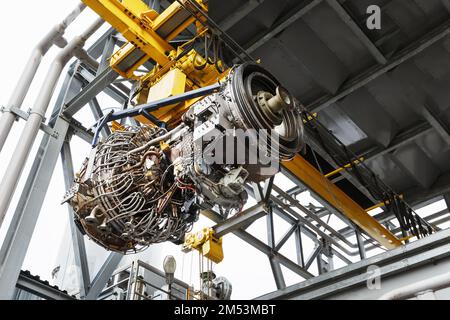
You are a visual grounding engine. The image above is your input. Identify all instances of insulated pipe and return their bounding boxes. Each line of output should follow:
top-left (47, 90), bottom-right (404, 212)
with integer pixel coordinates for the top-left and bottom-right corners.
top-left (0, 18), bottom-right (105, 226)
top-left (0, 3), bottom-right (86, 153)
top-left (378, 272), bottom-right (450, 300)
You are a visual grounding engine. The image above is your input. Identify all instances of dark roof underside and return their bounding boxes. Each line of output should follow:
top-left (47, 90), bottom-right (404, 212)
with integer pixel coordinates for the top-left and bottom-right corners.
top-left (211, 0), bottom-right (450, 208)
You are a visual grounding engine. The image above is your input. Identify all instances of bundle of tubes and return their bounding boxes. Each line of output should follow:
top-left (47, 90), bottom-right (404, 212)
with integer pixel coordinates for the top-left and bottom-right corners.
top-left (65, 125), bottom-right (195, 253)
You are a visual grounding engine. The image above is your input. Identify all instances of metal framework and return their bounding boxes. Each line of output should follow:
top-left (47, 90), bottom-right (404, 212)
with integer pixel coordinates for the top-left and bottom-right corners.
top-left (0, 0), bottom-right (449, 300)
top-left (256, 228), bottom-right (450, 300)
top-left (15, 271), bottom-right (75, 300)
top-left (98, 259), bottom-right (191, 300)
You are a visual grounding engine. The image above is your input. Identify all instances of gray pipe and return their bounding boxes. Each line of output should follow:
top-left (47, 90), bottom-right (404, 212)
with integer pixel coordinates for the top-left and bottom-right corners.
top-left (0, 3), bottom-right (86, 153)
top-left (0, 18), bottom-right (104, 226)
top-left (379, 271), bottom-right (450, 300)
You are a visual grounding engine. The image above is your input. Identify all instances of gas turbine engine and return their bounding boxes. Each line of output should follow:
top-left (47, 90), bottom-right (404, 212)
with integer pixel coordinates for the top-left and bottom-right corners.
top-left (63, 64), bottom-right (305, 253)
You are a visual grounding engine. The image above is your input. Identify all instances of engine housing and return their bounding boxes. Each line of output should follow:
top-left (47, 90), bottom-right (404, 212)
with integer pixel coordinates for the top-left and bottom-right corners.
top-left (63, 63), bottom-right (305, 253)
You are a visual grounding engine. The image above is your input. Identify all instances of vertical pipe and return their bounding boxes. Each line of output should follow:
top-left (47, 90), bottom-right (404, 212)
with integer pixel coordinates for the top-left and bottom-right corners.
top-left (0, 3), bottom-right (86, 153)
top-left (0, 72), bottom-right (78, 300)
top-left (266, 208), bottom-right (287, 289)
top-left (0, 18), bottom-right (104, 226)
top-left (355, 227), bottom-right (367, 259)
top-left (295, 225), bottom-right (305, 268)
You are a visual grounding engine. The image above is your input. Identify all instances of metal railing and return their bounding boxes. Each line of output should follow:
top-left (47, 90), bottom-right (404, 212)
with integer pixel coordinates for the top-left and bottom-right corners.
top-left (99, 260), bottom-right (191, 301)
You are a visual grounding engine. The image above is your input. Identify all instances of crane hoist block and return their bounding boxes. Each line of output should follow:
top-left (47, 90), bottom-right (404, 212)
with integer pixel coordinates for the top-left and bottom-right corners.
top-left (134, 68), bottom-right (187, 125)
top-left (183, 228), bottom-right (224, 263)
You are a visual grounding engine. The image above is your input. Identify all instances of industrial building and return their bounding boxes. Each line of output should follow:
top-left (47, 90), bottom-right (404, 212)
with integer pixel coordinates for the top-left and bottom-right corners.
top-left (0, 0), bottom-right (450, 301)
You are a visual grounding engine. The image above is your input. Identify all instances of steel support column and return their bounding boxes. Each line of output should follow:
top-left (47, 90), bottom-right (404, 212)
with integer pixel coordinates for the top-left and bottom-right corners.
top-left (203, 209), bottom-right (314, 279)
top-left (295, 226), bottom-right (305, 268)
top-left (267, 208), bottom-right (286, 290)
top-left (355, 227), bottom-right (367, 260)
top-left (213, 203), bottom-right (266, 238)
top-left (61, 140), bottom-right (91, 298)
top-left (304, 244), bottom-right (322, 270)
top-left (85, 253), bottom-right (123, 300)
top-left (64, 67), bottom-right (120, 117)
top-left (0, 117), bottom-right (71, 299)
top-left (275, 224), bottom-right (297, 252)
top-left (0, 68), bottom-right (80, 299)
top-left (89, 98), bottom-right (111, 138)
top-left (97, 34), bottom-right (117, 75)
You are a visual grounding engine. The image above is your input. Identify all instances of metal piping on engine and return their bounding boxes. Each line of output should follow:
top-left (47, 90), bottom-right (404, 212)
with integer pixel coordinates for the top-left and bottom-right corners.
top-left (0, 17), bottom-right (105, 226)
top-left (63, 63), bottom-right (307, 253)
top-left (0, 2), bottom-right (87, 153)
top-left (128, 124), bottom-right (187, 155)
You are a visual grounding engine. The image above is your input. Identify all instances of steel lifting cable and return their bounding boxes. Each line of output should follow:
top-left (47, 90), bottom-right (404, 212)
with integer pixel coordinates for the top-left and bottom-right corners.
top-left (310, 147), bottom-right (348, 242)
top-left (175, 0), bottom-right (254, 63)
top-left (300, 108), bottom-right (435, 237)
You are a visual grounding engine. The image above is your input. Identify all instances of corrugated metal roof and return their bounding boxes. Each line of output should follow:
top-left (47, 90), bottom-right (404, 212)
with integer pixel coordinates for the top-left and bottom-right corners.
top-left (211, 0), bottom-right (450, 206)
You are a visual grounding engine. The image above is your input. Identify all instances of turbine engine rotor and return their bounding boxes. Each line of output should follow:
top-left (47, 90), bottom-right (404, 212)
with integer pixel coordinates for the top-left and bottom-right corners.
top-left (63, 63), bottom-right (305, 253)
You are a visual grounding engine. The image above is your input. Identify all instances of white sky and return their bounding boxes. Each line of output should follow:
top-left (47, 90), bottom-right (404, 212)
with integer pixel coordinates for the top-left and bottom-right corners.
top-left (0, 0), bottom-right (111, 287)
top-left (0, 1), bottom-right (448, 300)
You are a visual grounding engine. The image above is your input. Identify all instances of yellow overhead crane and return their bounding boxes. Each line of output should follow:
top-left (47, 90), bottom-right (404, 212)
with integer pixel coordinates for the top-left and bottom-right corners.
top-left (81, 0), bottom-right (401, 262)
top-left (83, 0), bottom-right (226, 126)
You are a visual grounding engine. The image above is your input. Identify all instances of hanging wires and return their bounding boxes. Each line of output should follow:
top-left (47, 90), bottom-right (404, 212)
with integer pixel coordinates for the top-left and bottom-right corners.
top-left (300, 106), bottom-right (435, 237)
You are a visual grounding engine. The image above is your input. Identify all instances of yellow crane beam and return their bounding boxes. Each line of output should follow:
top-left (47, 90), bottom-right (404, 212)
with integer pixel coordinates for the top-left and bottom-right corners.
top-left (82, 0), bottom-right (174, 65)
top-left (283, 155), bottom-right (402, 249)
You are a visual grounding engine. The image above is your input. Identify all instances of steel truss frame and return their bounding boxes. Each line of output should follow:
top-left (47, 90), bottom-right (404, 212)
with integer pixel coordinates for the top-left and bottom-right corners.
top-left (0, 0), bottom-right (449, 300)
top-left (256, 228), bottom-right (450, 300)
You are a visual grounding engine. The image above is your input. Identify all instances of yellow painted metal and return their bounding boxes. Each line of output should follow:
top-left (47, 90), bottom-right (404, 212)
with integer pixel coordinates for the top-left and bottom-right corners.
top-left (122, 0), bottom-right (152, 17)
top-left (399, 235), bottom-right (414, 242)
top-left (177, 49), bottom-right (225, 87)
top-left (149, 68), bottom-right (187, 102)
top-left (82, 0), bottom-right (209, 78)
top-left (283, 155), bottom-right (402, 249)
top-left (303, 112), bottom-right (317, 123)
top-left (135, 69), bottom-right (187, 125)
top-left (138, 46), bottom-right (224, 95)
top-left (151, 0), bottom-right (208, 39)
top-left (152, 1), bottom-right (184, 29)
top-left (82, 0), bottom-right (173, 65)
top-left (152, 1), bottom-right (195, 41)
top-left (324, 157), bottom-right (365, 179)
top-left (110, 42), bottom-right (148, 79)
top-left (137, 48), bottom-right (228, 126)
top-left (82, 0), bottom-right (225, 124)
top-left (365, 201), bottom-right (386, 212)
top-left (183, 228), bottom-right (224, 263)
top-left (365, 194), bottom-right (404, 212)
top-left (111, 120), bottom-right (125, 132)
